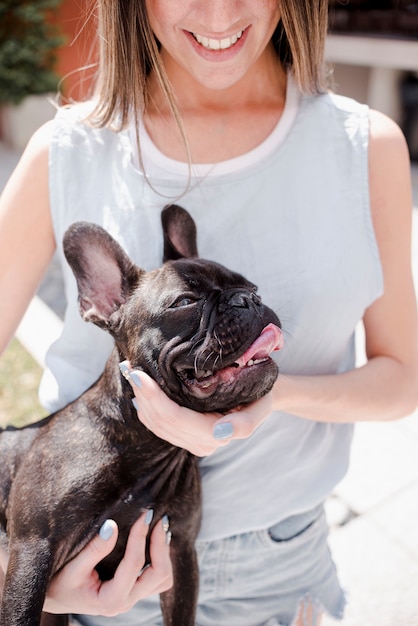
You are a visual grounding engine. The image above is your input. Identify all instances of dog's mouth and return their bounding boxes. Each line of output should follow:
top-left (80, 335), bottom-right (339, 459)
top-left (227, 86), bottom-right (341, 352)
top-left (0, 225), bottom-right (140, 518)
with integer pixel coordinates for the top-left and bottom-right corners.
top-left (176, 323), bottom-right (284, 400)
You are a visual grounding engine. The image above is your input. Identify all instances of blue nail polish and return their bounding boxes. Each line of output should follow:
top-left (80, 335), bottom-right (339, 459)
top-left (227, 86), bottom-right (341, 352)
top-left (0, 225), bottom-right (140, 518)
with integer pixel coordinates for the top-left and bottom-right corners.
top-left (132, 397), bottom-right (139, 412)
top-left (119, 361), bottom-right (131, 381)
top-left (130, 371), bottom-right (142, 388)
top-left (145, 509), bottom-right (154, 525)
top-left (162, 515), bottom-right (170, 533)
top-left (213, 422), bottom-right (234, 440)
top-left (99, 520), bottom-right (114, 541)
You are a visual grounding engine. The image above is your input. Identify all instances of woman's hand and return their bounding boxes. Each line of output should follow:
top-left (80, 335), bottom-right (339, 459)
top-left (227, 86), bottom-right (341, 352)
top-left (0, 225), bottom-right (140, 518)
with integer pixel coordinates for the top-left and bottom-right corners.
top-left (0, 513), bottom-right (173, 618)
top-left (46, 513), bottom-right (172, 616)
top-left (120, 363), bottom-right (274, 456)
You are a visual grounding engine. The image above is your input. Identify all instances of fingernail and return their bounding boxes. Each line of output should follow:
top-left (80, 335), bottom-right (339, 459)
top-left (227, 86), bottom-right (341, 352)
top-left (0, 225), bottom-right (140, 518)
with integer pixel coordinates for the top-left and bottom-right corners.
top-left (145, 509), bottom-right (154, 525)
top-left (119, 361), bottom-right (131, 381)
top-left (132, 397), bottom-right (139, 412)
top-left (162, 515), bottom-right (170, 533)
top-left (99, 520), bottom-right (114, 541)
top-left (213, 422), bottom-right (234, 440)
top-left (130, 371), bottom-right (142, 388)
top-left (138, 563), bottom-right (151, 577)
top-left (162, 515), bottom-right (171, 544)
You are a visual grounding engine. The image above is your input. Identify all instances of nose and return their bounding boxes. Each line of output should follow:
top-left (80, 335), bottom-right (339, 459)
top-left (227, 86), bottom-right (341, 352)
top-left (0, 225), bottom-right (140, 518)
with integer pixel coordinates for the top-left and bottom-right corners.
top-left (219, 290), bottom-right (261, 311)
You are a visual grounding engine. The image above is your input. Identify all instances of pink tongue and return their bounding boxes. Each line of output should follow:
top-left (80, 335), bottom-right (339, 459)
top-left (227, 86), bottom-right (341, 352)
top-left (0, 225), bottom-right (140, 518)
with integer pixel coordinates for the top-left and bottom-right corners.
top-left (235, 323), bottom-right (284, 367)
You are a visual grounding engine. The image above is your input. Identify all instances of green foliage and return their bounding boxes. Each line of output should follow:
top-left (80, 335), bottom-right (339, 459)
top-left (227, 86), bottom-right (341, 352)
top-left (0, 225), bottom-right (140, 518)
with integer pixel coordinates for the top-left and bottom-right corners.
top-left (0, 0), bottom-right (64, 105)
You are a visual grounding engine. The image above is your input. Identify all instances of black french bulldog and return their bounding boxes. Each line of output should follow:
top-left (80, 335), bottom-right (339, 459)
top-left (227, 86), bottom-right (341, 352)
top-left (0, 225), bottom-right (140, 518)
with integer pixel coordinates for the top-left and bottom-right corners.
top-left (0, 205), bottom-right (282, 626)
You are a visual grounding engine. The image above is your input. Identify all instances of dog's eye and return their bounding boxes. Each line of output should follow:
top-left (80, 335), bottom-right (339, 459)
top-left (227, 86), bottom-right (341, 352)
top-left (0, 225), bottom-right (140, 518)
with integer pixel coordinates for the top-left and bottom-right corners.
top-left (171, 296), bottom-right (196, 308)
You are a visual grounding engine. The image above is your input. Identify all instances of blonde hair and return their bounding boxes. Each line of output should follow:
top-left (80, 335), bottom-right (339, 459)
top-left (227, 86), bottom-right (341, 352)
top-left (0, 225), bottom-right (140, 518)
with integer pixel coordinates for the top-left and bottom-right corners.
top-left (90, 0), bottom-right (329, 130)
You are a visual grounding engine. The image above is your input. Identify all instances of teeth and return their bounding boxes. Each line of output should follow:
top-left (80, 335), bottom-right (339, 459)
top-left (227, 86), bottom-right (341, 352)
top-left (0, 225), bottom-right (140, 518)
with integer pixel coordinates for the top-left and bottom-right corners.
top-left (246, 358), bottom-right (268, 367)
top-left (193, 30), bottom-right (243, 51)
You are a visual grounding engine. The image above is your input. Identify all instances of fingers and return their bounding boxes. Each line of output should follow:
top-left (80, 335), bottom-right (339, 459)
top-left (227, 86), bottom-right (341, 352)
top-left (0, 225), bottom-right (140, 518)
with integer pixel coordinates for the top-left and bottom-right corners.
top-left (107, 514), bottom-right (150, 592)
top-left (45, 511), bottom-right (171, 617)
top-left (58, 519), bottom-right (119, 582)
top-left (213, 392), bottom-right (274, 440)
top-left (98, 514), bottom-right (173, 615)
top-left (44, 518), bottom-right (120, 614)
top-left (121, 363), bottom-right (222, 456)
top-left (130, 369), bottom-right (185, 433)
top-left (137, 517), bottom-right (173, 594)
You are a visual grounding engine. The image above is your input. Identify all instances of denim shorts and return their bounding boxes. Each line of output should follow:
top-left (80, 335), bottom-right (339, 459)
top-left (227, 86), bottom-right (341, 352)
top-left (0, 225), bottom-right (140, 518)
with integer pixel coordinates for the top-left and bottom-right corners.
top-left (72, 505), bottom-right (345, 626)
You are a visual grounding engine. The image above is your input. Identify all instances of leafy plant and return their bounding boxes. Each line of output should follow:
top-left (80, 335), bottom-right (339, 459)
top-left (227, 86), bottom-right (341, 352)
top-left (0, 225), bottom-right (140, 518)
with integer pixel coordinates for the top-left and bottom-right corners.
top-left (0, 0), bottom-right (64, 105)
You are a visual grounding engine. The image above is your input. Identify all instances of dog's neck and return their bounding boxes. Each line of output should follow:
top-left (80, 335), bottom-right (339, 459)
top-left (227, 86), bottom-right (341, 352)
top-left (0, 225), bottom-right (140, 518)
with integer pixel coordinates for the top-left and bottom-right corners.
top-left (95, 349), bottom-right (190, 458)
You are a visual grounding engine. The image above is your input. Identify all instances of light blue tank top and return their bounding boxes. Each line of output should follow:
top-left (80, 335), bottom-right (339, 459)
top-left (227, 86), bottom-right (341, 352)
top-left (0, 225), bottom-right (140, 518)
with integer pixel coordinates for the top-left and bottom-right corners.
top-left (42, 78), bottom-right (383, 540)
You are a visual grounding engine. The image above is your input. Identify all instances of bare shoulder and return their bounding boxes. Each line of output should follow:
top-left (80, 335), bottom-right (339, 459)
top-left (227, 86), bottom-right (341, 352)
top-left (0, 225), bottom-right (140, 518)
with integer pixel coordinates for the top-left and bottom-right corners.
top-left (369, 108), bottom-right (405, 139)
top-left (368, 109), bottom-right (412, 224)
top-left (368, 109), bottom-right (410, 178)
top-left (18, 118), bottom-right (56, 170)
top-left (0, 121), bottom-right (55, 207)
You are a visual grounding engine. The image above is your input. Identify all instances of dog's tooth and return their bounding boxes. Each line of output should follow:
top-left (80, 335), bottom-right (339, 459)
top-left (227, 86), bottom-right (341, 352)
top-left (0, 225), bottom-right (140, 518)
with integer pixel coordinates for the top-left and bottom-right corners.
top-left (246, 357), bottom-right (269, 367)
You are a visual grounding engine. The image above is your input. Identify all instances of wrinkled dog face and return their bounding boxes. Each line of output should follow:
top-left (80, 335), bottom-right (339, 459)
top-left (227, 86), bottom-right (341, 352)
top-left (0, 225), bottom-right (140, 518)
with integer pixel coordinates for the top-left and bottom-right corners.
top-left (64, 206), bottom-right (283, 413)
top-left (123, 258), bottom-right (282, 412)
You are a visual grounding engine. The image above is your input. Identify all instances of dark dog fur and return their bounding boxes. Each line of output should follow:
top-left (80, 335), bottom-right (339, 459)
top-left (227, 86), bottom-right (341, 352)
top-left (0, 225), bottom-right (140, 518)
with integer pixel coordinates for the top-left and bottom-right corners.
top-left (0, 205), bottom-right (281, 626)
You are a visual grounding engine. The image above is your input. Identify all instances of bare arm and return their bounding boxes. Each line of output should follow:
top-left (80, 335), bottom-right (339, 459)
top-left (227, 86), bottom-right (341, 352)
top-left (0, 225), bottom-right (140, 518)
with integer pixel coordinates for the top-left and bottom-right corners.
top-left (0, 122), bottom-right (56, 355)
top-left (270, 110), bottom-right (418, 423)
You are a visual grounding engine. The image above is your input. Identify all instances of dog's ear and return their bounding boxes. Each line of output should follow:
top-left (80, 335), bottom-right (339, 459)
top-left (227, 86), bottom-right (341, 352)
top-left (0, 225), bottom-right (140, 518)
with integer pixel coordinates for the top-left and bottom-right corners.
top-left (161, 205), bottom-right (198, 261)
top-left (63, 222), bottom-right (142, 329)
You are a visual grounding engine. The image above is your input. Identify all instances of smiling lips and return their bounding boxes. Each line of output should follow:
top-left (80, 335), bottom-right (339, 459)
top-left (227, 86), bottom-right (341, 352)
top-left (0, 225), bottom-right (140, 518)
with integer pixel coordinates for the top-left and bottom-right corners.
top-left (192, 29), bottom-right (245, 51)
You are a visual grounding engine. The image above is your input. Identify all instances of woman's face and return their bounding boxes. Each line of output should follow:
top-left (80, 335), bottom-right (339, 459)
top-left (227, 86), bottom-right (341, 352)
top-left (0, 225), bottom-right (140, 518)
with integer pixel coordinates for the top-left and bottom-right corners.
top-left (145, 0), bottom-right (281, 92)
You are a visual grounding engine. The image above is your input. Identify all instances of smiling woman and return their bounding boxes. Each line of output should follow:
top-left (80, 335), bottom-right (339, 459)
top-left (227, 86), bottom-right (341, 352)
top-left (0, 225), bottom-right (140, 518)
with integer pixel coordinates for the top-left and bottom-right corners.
top-left (92, 0), bottom-right (327, 130)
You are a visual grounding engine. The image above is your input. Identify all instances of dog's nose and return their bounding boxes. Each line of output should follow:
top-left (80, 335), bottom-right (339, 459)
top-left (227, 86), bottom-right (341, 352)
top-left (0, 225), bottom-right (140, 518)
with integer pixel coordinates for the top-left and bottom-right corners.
top-left (223, 291), bottom-right (261, 310)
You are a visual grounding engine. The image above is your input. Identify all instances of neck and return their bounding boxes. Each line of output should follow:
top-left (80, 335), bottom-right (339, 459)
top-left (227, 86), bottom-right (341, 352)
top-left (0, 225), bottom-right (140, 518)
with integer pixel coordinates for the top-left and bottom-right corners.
top-left (153, 42), bottom-right (286, 112)
top-left (98, 350), bottom-right (185, 457)
top-left (143, 47), bottom-right (287, 163)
